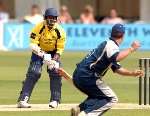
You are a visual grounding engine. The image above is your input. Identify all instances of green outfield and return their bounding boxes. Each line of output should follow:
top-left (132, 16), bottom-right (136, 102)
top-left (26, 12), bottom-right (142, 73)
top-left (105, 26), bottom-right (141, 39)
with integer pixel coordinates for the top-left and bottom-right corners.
top-left (0, 51), bottom-right (150, 116)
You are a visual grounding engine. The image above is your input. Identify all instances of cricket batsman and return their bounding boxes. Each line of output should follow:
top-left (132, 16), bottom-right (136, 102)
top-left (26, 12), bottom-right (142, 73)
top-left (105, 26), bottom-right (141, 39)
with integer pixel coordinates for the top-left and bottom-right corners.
top-left (65, 24), bottom-right (143, 116)
top-left (17, 8), bottom-right (66, 108)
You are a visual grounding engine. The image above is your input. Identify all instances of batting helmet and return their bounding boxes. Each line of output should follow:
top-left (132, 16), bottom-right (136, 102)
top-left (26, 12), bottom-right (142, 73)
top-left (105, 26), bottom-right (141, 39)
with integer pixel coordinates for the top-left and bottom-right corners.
top-left (44, 8), bottom-right (58, 18)
top-left (44, 8), bottom-right (58, 28)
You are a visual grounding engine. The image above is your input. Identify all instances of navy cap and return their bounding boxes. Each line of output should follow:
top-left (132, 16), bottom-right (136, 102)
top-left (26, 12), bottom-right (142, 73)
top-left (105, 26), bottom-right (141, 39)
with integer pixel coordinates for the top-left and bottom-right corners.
top-left (111, 24), bottom-right (125, 38)
top-left (44, 8), bottom-right (58, 17)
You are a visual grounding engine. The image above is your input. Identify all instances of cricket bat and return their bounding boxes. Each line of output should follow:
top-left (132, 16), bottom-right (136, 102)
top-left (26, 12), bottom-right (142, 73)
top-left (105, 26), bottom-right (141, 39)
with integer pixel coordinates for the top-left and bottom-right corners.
top-left (58, 68), bottom-right (86, 95)
top-left (57, 68), bottom-right (73, 83)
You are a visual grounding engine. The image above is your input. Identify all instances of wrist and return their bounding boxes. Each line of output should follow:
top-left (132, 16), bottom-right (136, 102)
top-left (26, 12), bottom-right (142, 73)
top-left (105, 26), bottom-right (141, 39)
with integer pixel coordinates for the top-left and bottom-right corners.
top-left (38, 51), bottom-right (45, 58)
top-left (131, 70), bottom-right (137, 76)
top-left (129, 47), bottom-right (134, 53)
top-left (53, 53), bottom-right (60, 61)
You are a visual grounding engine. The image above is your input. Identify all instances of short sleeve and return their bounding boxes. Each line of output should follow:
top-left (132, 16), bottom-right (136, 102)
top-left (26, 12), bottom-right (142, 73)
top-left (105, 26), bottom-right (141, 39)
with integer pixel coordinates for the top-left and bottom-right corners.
top-left (55, 24), bottom-right (66, 55)
top-left (106, 40), bottom-right (119, 62)
top-left (30, 22), bottom-right (44, 44)
top-left (111, 62), bottom-right (121, 72)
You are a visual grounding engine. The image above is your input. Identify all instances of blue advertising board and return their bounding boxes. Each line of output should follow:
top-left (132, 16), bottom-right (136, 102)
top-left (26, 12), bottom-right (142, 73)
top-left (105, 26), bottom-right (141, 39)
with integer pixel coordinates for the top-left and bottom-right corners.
top-left (63, 24), bottom-right (150, 50)
top-left (3, 23), bottom-right (150, 51)
top-left (3, 23), bottom-right (33, 50)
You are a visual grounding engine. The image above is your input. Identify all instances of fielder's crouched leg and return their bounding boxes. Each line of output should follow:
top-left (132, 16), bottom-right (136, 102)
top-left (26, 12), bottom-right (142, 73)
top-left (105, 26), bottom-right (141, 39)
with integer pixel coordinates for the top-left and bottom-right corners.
top-left (72, 74), bottom-right (118, 116)
top-left (17, 61), bottom-right (42, 108)
top-left (81, 79), bottom-right (118, 116)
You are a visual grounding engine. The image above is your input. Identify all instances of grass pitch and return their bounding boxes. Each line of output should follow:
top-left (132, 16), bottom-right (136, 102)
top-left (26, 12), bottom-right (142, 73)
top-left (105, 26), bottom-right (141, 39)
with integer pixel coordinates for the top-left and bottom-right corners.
top-left (0, 51), bottom-right (150, 116)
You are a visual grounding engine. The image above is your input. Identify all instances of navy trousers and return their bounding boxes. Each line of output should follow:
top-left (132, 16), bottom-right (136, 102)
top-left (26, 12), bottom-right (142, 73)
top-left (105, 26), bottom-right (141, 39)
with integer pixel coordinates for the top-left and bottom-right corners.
top-left (18, 53), bottom-right (62, 103)
top-left (73, 68), bottom-right (118, 116)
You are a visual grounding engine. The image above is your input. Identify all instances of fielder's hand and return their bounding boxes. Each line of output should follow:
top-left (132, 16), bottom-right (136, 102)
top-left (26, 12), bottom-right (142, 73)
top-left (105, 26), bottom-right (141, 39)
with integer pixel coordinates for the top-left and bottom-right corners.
top-left (130, 41), bottom-right (141, 52)
top-left (132, 70), bottom-right (144, 77)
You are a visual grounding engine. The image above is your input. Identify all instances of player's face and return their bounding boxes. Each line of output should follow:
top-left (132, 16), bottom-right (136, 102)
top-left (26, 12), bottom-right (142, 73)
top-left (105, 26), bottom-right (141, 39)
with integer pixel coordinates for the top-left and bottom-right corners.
top-left (120, 35), bottom-right (124, 44)
top-left (45, 16), bottom-right (57, 28)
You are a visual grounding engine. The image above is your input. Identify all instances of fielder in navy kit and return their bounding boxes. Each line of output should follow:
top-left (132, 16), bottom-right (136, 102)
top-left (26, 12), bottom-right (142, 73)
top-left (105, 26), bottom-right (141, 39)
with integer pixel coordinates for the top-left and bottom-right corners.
top-left (71, 24), bottom-right (143, 116)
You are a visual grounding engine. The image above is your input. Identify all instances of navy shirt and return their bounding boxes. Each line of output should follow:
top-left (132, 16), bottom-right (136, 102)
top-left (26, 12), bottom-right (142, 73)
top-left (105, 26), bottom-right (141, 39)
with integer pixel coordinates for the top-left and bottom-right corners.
top-left (77, 39), bottom-right (121, 78)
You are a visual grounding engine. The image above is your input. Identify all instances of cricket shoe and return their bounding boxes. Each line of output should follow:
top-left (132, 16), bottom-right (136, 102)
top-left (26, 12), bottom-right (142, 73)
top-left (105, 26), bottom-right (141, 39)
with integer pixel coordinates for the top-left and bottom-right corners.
top-left (78, 111), bottom-right (86, 116)
top-left (17, 101), bottom-right (31, 108)
top-left (49, 101), bottom-right (59, 108)
top-left (70, 106), bottom-right (80, 116)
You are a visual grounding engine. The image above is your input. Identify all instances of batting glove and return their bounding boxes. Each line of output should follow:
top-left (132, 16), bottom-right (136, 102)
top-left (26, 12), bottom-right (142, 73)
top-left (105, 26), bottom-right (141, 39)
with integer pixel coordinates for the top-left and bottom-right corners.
top-left (43, 54), bottom-right (52, 64)
top-left (53, 53), bottom-right (60, 61)
top-left (47, 60), bottom-right (60, 70)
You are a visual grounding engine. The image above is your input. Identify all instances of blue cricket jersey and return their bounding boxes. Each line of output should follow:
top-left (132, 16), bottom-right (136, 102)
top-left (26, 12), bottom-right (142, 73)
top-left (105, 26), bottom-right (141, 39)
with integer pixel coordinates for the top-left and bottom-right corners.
top-left (76, 39), bottom-right (121, 78)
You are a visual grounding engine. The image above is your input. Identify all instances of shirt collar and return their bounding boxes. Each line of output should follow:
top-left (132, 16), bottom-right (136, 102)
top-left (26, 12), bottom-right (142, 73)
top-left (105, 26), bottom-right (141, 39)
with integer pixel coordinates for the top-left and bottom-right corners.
top-left (109, 37), bottom-right (119, 46)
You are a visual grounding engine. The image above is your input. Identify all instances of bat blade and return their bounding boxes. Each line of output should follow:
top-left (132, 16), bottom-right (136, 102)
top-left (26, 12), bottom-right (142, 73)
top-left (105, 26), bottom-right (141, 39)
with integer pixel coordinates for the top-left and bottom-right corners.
top-left (58, 68), bottom-right (72, 81)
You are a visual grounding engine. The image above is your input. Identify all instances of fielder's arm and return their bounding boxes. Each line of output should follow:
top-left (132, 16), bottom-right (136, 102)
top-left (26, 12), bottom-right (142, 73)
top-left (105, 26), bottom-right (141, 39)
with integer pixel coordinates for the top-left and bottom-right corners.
top-left (57, 68), bottom-right (73, 83)
top-left (115, 67), bottom-right (144, 77)
top-left (116, 41), bottom-right (140, 61)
